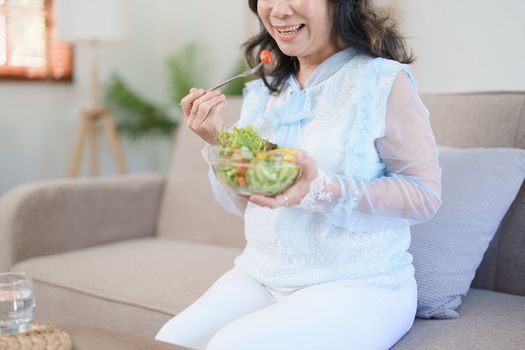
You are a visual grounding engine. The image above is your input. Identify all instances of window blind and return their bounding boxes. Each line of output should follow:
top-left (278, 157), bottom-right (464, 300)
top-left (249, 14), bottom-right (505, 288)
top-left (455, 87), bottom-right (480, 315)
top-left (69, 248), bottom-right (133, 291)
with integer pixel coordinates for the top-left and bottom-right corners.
top-left (0, 0), bottom-right (72, 80)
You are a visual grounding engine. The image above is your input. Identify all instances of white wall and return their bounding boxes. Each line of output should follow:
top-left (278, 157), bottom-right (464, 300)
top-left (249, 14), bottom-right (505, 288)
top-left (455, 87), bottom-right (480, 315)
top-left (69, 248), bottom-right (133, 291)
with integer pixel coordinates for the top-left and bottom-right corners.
top-left (0, 0), bottom-right (249, 195)
top-left (395, 0), bottom-right (525, 93)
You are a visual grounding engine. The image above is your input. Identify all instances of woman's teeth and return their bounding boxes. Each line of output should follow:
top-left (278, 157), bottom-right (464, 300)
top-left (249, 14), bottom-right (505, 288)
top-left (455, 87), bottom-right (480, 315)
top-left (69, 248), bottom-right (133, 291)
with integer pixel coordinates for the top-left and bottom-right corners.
top-left (276, 24), bottom-right (304, 35)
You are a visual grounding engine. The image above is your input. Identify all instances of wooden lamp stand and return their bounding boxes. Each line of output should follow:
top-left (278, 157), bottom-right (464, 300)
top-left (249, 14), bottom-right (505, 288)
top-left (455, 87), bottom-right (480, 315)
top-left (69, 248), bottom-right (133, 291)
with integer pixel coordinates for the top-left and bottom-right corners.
top-left (68, 107), bottom-right (127, 177)
top-left (68, 43), bottom-right (127, 177)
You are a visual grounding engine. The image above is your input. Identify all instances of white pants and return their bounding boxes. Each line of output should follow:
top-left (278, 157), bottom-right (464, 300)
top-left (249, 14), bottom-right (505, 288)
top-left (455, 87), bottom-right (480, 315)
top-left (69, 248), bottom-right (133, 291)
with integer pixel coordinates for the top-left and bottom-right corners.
top-left (155, 267), bottom-right (417, 350)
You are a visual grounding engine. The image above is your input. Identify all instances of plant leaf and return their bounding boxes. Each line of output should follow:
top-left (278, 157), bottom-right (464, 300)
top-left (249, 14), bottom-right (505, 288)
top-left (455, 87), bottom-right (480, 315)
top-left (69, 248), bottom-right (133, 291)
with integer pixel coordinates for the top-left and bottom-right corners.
top-left (104, 74), bottom-right (179, 140)
top-left (167, 41), bottom-right (209, 104)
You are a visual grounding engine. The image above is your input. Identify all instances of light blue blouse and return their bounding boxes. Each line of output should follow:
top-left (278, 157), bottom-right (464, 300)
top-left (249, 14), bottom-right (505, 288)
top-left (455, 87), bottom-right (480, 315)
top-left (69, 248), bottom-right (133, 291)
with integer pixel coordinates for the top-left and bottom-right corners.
top-left (206, 47), bottom-right (442, 290)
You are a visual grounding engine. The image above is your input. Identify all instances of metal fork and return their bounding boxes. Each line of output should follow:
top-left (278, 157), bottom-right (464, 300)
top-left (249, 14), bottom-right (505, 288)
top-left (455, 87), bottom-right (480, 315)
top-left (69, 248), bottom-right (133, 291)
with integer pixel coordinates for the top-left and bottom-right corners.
top-left (205, 61), bottom-right (264, 92)
top-left (179, 61), bottom-right (264, 107)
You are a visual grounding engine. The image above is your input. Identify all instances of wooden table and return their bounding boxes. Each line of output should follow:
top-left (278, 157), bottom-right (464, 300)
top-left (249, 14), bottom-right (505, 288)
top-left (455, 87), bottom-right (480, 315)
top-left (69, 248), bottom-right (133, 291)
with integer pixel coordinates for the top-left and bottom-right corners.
top-left (60, 323), bottom-right (192, 350)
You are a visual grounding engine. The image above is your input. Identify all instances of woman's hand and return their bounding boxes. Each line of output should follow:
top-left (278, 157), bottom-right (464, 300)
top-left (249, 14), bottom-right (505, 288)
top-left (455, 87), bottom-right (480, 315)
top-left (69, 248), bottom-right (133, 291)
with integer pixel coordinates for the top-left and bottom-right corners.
top-left (180, 88), bottom-right (226, 144)
top-left (248, 152), bottom-right (319, 209)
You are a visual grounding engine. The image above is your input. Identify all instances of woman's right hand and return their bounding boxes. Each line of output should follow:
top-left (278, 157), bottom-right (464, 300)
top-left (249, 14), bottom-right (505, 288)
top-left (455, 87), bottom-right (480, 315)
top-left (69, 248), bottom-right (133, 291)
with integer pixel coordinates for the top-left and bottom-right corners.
top-left (180, 88), bottom-right (227, 145)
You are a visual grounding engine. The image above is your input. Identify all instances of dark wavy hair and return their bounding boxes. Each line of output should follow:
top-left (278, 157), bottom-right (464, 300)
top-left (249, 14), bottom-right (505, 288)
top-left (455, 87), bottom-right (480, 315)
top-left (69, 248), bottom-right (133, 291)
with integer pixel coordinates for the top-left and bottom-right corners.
top-left (243, 0), bottom-right (414, 94)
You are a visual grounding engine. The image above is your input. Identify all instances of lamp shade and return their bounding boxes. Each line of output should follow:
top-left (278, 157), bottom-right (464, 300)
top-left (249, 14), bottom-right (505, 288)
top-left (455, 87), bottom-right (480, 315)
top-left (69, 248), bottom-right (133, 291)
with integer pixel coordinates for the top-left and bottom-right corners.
top-left (54, 0), bottom-right (128, 42)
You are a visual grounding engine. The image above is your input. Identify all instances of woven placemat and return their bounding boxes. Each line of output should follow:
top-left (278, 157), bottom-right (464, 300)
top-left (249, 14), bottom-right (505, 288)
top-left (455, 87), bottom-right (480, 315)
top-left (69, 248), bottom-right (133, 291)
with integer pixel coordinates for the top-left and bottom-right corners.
top-left (0, 321), bottom-right (72, 350)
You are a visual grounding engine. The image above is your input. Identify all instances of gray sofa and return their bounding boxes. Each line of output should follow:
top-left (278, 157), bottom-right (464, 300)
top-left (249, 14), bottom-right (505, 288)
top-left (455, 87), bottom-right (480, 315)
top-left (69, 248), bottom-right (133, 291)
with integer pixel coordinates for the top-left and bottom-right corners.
top-left (1, 93), bottom-right (524, 349)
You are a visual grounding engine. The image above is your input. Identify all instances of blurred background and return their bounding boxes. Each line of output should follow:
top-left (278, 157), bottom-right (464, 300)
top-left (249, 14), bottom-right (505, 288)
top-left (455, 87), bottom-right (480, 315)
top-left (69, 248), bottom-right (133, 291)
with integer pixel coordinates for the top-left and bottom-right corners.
top-left (0, 0), bottom-right (524, 196)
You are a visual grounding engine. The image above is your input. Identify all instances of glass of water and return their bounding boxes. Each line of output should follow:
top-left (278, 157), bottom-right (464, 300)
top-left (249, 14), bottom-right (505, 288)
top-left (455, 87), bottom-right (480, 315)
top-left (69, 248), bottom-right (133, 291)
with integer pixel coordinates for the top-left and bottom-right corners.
top-left (0, 272), bottom-right (36, 335)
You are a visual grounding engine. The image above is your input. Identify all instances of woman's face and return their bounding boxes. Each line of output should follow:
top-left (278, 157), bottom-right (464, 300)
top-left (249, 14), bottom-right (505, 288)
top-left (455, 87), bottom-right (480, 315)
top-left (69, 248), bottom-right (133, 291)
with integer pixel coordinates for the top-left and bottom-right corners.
top-left (257, 0), bottom-right (338, 61)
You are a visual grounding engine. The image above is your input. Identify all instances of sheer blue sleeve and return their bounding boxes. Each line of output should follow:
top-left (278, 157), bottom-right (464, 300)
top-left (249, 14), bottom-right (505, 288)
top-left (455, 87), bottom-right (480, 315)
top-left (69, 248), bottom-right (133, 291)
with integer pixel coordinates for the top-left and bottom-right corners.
top-left (207, 166), bottom-right (246, 217)
top-left (296, 70), bottom-right (442, 231)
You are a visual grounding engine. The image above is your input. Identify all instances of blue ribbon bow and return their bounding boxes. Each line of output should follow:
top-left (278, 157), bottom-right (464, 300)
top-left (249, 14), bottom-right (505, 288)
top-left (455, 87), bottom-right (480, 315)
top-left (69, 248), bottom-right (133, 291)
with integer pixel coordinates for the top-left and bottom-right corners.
top-left (264, 77), bottom-right (312, 148)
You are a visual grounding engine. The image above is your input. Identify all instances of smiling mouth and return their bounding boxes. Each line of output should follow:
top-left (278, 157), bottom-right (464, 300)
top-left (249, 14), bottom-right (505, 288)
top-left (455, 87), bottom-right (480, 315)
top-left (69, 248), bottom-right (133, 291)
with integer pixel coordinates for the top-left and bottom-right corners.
top-left (274, 24), bottom-right (305, 36)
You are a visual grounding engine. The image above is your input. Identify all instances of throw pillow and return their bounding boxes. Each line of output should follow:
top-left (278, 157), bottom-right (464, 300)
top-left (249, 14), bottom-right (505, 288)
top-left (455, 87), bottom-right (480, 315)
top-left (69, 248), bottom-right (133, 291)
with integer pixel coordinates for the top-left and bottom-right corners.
top-left (409, 145), bottom-right (525, 319)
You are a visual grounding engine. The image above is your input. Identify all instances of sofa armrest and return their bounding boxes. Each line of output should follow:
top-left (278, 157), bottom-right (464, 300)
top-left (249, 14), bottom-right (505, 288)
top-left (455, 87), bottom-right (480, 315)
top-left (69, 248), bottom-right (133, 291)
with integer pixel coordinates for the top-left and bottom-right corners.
top-left (0, 173), bottom-right (166, 271)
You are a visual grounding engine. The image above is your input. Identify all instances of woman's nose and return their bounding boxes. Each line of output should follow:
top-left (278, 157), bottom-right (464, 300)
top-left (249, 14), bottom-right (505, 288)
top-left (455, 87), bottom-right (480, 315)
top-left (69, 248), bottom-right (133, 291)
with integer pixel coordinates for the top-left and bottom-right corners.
top-left (270, 0), bottom-right (294, 19)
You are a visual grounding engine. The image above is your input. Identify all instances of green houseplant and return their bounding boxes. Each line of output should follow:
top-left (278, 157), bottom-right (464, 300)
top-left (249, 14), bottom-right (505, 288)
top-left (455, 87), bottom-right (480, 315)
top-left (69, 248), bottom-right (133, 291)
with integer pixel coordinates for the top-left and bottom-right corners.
top-left (104, 41), bottom-right (247, 140)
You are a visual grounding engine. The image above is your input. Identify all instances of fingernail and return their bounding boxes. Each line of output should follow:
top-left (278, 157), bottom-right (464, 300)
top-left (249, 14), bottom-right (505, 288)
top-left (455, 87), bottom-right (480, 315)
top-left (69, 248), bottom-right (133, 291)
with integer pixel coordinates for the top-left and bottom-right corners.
top-left (190, 88), bottom-right (195, 92)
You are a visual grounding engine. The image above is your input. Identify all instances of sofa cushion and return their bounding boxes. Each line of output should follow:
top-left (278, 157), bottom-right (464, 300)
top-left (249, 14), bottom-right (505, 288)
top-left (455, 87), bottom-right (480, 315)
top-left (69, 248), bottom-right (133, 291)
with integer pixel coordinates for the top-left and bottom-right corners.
top-left (471, 179), bottom-right (525, 296)
top-left (13, 238), bottom-right (242, 338)
top-left (409, 146), bottom-right (525, 319)
top-left (392, 288), bottom-right (525, 349)
top-left (420, 93), bottom-right (525, 149)
top-left (13, 239), bottom-right (525, 348)
top-left (156, 97), bottom-right (245, 248)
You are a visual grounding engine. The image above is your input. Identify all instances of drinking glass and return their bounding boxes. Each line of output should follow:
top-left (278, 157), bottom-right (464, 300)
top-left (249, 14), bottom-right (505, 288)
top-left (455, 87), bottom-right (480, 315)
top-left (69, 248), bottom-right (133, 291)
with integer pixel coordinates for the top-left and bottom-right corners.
top-left (0, 272), bottom-right (36, 335)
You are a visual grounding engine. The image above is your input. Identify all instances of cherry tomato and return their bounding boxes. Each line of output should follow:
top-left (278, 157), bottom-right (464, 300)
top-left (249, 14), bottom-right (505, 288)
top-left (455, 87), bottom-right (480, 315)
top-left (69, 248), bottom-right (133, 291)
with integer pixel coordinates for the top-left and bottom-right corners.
top-left (237, 176), bottom-right (247, 187)
top-left (259, 50), bottom-right (273, 65)
top-left (236, 166), bottom-right (248, 175)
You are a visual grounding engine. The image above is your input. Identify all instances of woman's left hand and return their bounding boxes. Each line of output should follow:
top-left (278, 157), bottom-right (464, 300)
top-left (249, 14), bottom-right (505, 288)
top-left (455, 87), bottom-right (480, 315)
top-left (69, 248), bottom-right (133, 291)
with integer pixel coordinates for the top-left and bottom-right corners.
top-left (248, 152), bottom-right (319, 209)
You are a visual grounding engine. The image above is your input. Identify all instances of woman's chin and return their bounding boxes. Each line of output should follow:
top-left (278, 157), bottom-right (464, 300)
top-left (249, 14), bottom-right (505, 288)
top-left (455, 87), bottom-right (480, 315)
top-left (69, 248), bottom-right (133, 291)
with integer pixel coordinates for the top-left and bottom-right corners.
top-left (275, 44), bottom-right (304, 59)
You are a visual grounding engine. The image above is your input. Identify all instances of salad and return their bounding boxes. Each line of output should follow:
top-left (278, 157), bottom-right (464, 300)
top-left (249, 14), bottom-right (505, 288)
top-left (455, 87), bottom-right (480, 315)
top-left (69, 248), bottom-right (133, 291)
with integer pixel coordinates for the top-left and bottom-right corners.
top-left (213, 126), bottom-right (301, 196)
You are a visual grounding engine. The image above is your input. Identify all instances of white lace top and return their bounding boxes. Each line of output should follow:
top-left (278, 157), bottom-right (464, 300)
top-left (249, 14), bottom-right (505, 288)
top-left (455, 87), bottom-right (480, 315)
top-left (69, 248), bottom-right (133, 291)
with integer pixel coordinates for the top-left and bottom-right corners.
top-left (205, 48), bottom-right (442, 291)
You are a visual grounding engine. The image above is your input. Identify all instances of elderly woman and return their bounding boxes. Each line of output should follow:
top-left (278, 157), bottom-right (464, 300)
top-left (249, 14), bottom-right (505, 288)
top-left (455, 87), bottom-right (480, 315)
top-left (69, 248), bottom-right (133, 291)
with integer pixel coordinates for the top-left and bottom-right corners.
top-left (156, 0), bottom-right (442, 349)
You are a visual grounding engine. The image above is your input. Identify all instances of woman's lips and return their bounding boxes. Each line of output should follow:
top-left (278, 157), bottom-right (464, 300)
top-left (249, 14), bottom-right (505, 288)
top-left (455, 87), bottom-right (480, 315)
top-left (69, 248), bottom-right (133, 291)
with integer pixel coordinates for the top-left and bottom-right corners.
top-left (274, 24), bottom-right (305, 42)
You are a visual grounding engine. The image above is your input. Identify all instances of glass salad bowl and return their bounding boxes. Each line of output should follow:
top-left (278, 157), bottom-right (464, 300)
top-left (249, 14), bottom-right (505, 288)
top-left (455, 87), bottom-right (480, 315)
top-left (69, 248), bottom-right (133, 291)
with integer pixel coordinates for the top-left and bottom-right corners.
top-left (208, 145), bottom-right (302, 196)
